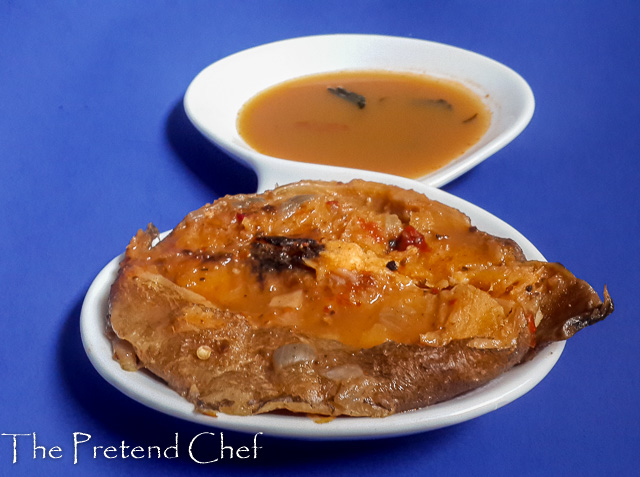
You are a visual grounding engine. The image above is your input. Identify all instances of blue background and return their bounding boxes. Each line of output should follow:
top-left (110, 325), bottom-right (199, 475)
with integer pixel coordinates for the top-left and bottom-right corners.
top-left (1, 1), bottom-right (637, 475)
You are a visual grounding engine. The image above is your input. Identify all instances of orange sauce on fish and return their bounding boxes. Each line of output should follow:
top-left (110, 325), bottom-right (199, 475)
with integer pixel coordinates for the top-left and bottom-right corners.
top-left (140, 183), bottom-right (521, 350)
top-left (237, 70), bottom-right (491, 178)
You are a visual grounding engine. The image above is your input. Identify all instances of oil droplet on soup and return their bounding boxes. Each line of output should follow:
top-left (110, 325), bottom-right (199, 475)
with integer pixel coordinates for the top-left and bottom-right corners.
top-left (237, 70), bottom-right (491, 179)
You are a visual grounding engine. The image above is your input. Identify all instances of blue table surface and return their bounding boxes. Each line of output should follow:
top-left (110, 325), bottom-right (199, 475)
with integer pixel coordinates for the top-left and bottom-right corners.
top-left (1, 2), bottom-right (638, 476)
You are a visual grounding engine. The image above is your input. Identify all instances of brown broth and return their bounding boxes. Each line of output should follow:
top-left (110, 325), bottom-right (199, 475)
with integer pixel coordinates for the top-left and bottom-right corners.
top-left (237, 70), bottom-right (491, 178)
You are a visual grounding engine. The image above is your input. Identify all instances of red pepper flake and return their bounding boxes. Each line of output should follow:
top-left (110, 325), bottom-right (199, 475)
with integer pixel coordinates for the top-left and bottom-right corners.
top-left (323, 305), bottom-right (336, 315)
top-left (325, 200), bottom-right (339, 208)
top-left (235, 213), bottom-right (245, 223)
top-left (448, 299), bottom-right (457, 306)
top-left (392, 225), bottom-right (430, 252)
top-left (526, 313), bottom-right (537, 347)
top-left (357, 218), bottom-right (385, 243)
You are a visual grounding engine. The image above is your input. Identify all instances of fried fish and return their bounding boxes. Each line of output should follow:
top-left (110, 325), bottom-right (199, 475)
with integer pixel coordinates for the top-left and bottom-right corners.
top-left (107, 180), bottom-right (612, 417)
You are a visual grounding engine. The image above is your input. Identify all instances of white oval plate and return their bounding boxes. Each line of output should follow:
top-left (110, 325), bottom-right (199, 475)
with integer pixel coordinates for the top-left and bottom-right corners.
top-left (183, 34), bottom-right (535, 189)
top-left (81, 172), bottom-right (563, 440)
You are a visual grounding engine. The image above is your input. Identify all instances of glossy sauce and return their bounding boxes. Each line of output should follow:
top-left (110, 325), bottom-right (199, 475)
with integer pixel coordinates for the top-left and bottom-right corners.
top-left (134, 182), bottom-right (525, 350)
top-left (237, 70), bottom-right (491, 178)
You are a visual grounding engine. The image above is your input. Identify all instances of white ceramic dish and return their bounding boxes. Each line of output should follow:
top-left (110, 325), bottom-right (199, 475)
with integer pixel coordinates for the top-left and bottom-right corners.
top-left (183, 34), bottom-right (535, 189)
top-left (80, 171), bottom-right (563, 440)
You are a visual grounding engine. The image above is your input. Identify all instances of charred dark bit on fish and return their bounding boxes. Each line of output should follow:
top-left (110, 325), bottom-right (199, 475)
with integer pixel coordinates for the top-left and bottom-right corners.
top-left (250, 236), bottom-right (325, 277)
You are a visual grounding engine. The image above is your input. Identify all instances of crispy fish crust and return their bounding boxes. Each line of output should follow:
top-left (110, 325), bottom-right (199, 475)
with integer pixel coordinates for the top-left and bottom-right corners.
top-left (107, 180), bottom-right (613, 417)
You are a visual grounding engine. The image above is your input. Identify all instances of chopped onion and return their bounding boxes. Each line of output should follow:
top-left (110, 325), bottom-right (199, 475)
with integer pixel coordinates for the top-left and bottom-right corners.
top-left (269, 289), bottom-right (304, 309)
top-left (323, 364), bottom-right (364, 381)
top-left (278, 194), bottom-right (316, 219)
top-left (272, 342), bottom-right (317, 370)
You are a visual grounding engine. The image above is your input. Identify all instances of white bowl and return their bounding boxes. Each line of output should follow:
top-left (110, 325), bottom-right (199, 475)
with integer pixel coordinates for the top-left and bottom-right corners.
top-left (80, 173), bottom-right (563, 440)
top-left (184, 34), bottom-right (534, 189)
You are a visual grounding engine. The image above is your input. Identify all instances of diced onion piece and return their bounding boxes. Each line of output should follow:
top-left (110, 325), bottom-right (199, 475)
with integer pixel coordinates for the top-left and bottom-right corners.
top-left (269, 289), bottom-right (304, 309)
top-left (272, 342), bottom-right (317, 370)
top-left (323, 364), bottom-right (364, 381)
